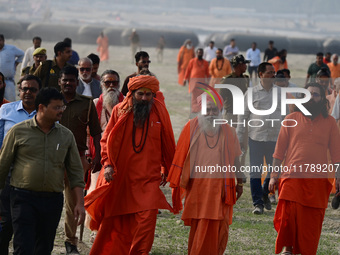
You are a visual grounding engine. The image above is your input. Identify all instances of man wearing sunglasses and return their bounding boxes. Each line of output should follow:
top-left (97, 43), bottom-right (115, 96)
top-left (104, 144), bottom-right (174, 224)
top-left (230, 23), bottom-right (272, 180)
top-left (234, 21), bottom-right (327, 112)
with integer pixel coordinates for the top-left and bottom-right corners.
top-left (121, 51), bottom-right (152, 96)
top-left (0, 74), bottom-right (41, 254)
top-left (76, 58), bottom-right (102, 99)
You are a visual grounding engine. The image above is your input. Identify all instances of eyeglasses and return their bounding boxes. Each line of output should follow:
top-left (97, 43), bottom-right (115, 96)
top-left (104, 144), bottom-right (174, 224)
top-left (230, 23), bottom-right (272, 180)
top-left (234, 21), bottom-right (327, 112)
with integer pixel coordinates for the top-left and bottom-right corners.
top-left (79, 67), bottom-right (91, 72)
top-left (311, 92), bottom-right (321, 97)
top-left (103, 80), bottom-right (119, 86)
top-left (51, 105), bottom-right (67, 111)
top-left (20, 87), bottom-right (38, 93)
top-left (140, 60), bottom-right (151, 64)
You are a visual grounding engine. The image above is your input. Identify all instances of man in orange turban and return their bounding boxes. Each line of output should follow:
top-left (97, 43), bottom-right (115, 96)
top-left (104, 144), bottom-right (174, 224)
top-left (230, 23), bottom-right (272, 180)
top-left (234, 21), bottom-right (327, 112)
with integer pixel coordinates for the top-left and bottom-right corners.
top-left (168, 92), bottom-right (244, 255)
top-left (85, 75), bottom-right (176, 255)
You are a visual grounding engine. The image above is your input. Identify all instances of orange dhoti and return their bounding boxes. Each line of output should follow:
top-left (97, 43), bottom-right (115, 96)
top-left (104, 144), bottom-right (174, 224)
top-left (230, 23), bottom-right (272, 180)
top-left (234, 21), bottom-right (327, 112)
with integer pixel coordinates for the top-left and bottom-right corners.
top-left (274, 199), bottom-right (325, 255)
top-left (168, 117), bottom-right (242, 255)
top-left (177, 46), bottom-right (195, 86)
top-left (90, 209), bottom-right (158, 255)
top-left (187, 205), bottom-right (231, 255)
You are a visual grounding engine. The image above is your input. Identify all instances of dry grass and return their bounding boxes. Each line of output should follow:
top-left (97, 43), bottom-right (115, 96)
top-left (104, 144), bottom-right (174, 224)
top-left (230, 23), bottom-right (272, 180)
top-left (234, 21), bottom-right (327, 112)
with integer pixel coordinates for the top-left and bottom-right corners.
top-left (6, 39), bottom-right (340, 254)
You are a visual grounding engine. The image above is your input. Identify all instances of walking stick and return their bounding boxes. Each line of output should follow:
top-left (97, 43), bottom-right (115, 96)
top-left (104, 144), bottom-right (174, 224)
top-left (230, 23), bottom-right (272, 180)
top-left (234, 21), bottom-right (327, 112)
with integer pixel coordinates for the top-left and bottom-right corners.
top-left (79, 189), bottom-right (87, 242)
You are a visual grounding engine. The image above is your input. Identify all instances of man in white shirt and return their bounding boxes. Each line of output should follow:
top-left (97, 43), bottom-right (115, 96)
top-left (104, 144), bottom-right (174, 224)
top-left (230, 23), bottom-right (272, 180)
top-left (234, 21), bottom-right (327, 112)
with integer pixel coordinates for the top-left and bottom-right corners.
top-left (20, 37), bottom-right (41, 73)
top-left (223, 38), bottom-right (239, 60)
top-left (203, 41), bottom-right (217, 63)
top-left (246, 42), bottom-right (261, 84)
top-left (76, 58), bottom-right (102, 99)
top-left (237, 62), bottom-right (281, 215)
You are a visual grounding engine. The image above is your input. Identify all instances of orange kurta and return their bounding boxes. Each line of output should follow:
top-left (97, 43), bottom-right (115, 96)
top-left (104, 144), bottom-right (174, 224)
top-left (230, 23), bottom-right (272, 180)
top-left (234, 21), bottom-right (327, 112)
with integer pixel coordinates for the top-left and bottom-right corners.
top-left (209, 58), bottom-right (232, 87)
top-left (168, 118), bottom-right (241, 255)
top-left (268, 56), bottom-right (288, 72)
top-left (96, 35), bottom-right (109, 61)
top-left (327, 62), bottom-right (340, 84)
top-left (184, 58), bottom-right (210, 112)
top-left (272, 112), bottom-right (340, 254)
top-left (177, 46), bottom-right (195, 86)
top-left (85, 76), bottom-right (176, 254)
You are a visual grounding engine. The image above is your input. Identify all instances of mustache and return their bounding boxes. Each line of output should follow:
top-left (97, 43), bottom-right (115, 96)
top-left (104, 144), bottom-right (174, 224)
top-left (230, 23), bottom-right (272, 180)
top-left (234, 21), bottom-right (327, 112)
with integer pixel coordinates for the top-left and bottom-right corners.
top-left (133, 97), bottom-right (153, 128)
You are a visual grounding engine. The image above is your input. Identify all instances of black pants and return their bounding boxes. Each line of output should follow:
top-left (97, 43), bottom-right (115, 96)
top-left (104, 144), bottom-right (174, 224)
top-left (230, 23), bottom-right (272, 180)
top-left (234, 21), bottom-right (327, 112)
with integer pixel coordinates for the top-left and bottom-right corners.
top-left (0, 176), bottom-right (13, 255)
top-left (10, 187), bottom-right (63, 255)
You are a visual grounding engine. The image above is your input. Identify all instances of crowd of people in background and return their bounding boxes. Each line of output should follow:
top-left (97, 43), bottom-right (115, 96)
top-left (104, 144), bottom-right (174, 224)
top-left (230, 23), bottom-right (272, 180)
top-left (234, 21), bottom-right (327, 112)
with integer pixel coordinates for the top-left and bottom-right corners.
top-left (0, 32), bottom-right (340, 255)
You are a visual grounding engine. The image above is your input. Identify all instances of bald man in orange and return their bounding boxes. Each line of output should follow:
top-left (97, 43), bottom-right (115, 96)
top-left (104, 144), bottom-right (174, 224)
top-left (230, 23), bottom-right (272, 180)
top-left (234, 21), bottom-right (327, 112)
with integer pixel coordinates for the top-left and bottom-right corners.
top-left (184, 48), bottom-right (210, 113)
top-left (327, 54), bottom-right (340, 85)
top-left (168, 93), bottom-right (244, 255)
top-left (209, 48), bottom-right (232, 88)
top-left (177, 39), bottom-right (195, 86)
top-left (269, 83), bottom-right (340, 255)
top-left (96, 32), bottom-right (109, 61)
top-left (85, 75), bottom-right (176, 255)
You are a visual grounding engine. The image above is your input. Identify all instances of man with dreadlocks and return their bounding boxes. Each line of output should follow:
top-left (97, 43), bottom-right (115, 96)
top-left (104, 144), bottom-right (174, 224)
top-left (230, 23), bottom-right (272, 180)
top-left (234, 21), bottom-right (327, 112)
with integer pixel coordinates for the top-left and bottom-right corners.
top-left (168, 92), bottom-right (244, 255)
top-left (269, 83), bottom-right (340, 255)
top-left (84, 75), bottom-right (176, 254)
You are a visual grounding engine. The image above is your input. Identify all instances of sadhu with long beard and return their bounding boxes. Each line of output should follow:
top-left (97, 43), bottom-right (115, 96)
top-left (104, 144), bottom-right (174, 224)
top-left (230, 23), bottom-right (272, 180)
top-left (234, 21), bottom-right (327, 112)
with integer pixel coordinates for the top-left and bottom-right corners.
top-left (269, 82), bottom-right (340, 255)
top-left (85, 74), bottom-right (176, 254)
top-left (168, 92), bottom-right (244, 255)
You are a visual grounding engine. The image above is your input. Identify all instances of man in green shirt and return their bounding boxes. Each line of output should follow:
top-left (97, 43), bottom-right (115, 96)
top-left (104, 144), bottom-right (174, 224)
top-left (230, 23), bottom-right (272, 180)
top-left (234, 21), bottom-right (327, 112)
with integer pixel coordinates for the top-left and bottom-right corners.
top-left (220, 54), bottom-right (250, 168)
top-left (306, 52), bottom-right (330, 85)
top-left (0, 87), bottom-right (85, 254)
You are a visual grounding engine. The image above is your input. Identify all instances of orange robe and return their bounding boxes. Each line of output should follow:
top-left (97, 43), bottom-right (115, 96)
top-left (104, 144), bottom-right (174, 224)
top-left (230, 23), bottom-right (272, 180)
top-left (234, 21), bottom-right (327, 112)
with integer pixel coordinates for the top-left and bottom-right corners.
top-left (167, 118), bottom-right (242, 255)
top-left (326, 91), bottom-right (339, 194)
top-left (272, 112), bottom-right (340, 254)
top-left (177, 46), bottom-right (195, 86)
top-left (96, 35), bottom-right (109, 61)
top-left (209, 58), bottom-right (232, 88)
top-left (85, 76), bottom-right (176, 254)
top-left (184, 58), bottom-right (210, 112)
top-left (268, 56), bottom-right (288, 72)
top-left (327, 62), bottom-right (340, 85)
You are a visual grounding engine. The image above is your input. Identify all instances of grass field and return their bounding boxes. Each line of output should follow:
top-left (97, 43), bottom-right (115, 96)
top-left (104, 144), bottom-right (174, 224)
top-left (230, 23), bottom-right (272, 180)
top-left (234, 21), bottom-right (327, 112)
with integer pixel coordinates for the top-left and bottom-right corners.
top-left (6, 39), bottom-right (340, 254)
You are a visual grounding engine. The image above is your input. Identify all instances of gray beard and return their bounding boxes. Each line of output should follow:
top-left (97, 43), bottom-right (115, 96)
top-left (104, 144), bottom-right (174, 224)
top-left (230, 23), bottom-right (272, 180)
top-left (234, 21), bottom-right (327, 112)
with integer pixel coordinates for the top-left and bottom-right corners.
top-left (133, 97), bottom-right (153, 128)
top-left (102, 87), bottom-right (120, 111)
top-left (198, 113), bottom-right (222, 135)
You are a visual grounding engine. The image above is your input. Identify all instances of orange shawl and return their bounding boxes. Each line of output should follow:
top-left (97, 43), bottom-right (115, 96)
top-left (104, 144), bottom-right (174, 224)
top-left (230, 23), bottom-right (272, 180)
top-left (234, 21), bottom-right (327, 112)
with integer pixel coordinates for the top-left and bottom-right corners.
top-left (167, 117), bottom-right (237, 214)
top-left (84, 76), bottom-right (176, 230)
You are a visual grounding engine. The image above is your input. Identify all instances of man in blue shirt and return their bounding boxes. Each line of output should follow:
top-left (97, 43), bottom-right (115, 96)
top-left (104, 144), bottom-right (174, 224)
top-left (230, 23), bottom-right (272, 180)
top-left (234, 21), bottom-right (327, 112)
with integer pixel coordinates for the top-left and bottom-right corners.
top-left (0, 34), bottom-right (24, 102)
top-left (0, 74), bottom-right (41, 255)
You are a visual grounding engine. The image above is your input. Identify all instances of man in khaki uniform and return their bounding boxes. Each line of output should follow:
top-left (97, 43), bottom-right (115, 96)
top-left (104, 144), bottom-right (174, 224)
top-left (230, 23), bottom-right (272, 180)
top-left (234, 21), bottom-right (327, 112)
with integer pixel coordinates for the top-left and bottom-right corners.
top-left (58, 66), bottom-right (102, 255)
top-left (34, 41), bottom-right (72, 90)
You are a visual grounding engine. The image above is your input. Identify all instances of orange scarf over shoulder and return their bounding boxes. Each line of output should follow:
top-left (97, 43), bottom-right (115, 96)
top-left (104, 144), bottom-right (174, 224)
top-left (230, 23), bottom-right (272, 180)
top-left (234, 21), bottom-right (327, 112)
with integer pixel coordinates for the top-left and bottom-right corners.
top-left (167, 117), bottom-right (237, 214)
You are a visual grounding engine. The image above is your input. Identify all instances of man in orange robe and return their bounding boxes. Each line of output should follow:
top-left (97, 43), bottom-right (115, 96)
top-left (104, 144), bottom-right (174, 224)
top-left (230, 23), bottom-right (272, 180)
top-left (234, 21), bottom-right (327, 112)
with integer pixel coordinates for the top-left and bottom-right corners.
top-left (84, 75), bottom-right (176, 255)
top-left (268, 49), bottom-right (288, 72)
top-left (168, 93), bottom-right (244, 255)
top-left (184, 48), bottom-right (210, 113)
top-left (269, 83), bottom-right (340, 255)
top-left (177, 39), bottom-right (195, 86)
top-left (327, 54), bottom-right (340, 86)
top-left (96, 32), bottom-right (109, 61)
top-left (209, 48), bottom-right (232, 88)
